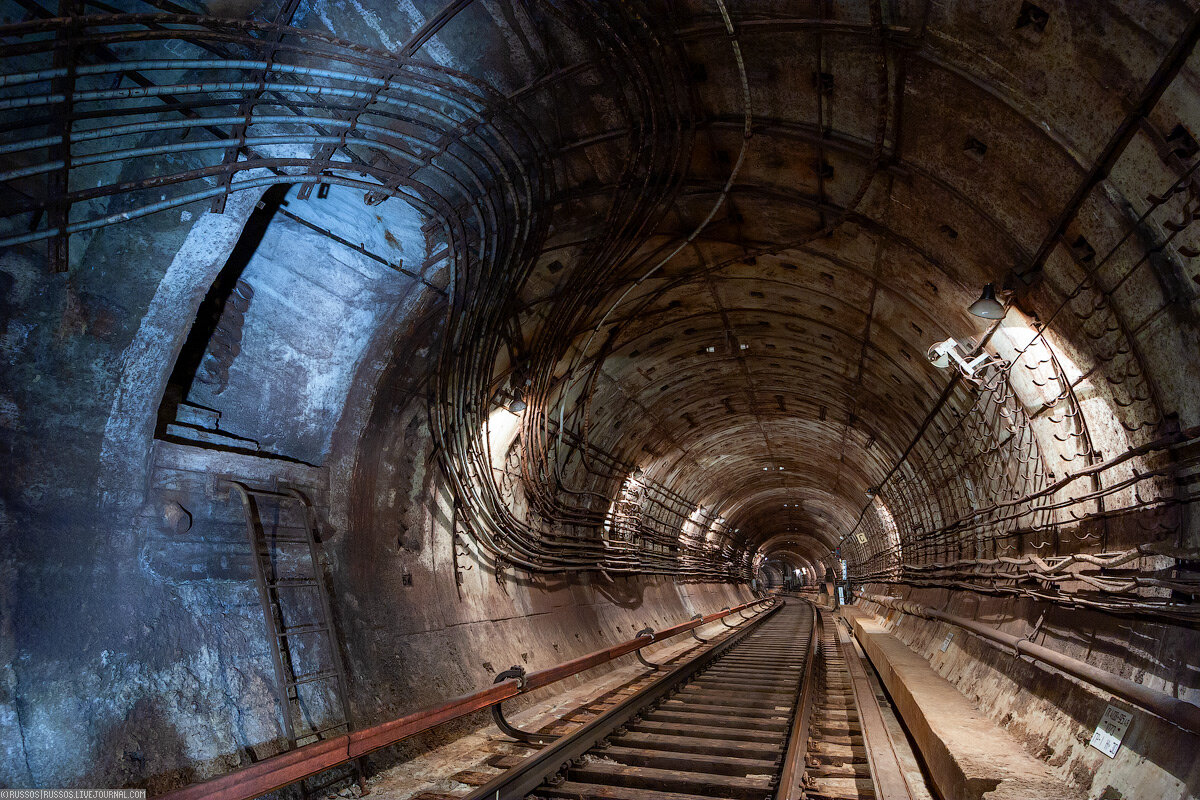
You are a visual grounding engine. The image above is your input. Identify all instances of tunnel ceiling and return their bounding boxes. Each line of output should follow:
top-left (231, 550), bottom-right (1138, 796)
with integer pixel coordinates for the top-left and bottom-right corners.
top-left (3, 1), bottom-right (1200, 594)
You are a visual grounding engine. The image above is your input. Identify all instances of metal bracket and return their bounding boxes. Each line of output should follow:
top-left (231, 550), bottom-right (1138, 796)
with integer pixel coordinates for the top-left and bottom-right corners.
top-left (491, 666), bottom-right (557, 746)
top-left (634, 627), bottom-right (660, 670)
top-left (720, 607), bottom-right (737, 628)
top-left (690, 613), bottom-right (709, 643)
top-left (1014, 611), bottom-right (1045, 658)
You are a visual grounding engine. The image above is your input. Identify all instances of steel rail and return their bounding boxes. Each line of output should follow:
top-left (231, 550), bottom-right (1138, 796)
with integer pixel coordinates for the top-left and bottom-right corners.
top-left (155, 597), bottom-right (776, 800)
top-left (838, 613), bottom-right (917, 799)
top-left (775, 598), bottom-right (821, 800)
top-left (461, 597), bottom-right (785, 800)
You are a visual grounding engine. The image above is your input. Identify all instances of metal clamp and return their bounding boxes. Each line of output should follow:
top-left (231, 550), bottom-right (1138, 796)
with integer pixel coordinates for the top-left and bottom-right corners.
top-left (634, 627), bottom-right (660, 670)
top-left (1013, 612), bottom-right (1045, 659)
top-left (491, 665), bottom-right (557, 746)
top-left (690, 613), bottom-right (709, 643)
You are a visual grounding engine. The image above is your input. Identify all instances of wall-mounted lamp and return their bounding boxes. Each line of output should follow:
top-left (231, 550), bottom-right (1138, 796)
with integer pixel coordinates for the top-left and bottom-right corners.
top-left (507, 391), bottom-right (527, 413)
top-left (968, 283), bottom-right (1006, 319)
top-left (927, 338), bottom-right (1000, 377)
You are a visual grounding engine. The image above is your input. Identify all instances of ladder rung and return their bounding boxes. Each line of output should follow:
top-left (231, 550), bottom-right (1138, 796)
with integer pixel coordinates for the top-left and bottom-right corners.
top-left (278, 623), bottom-right (329, 637)
top-left (241, 487), bottom-right (298, 499)
top-left (256, 536), bottom-right (311, 545)
top-left (267, 578), bottom-right (319, 588)
top-left (286, 669), bottom-right (339, 687)
top-left (296, 721), bottom-right (350, 741)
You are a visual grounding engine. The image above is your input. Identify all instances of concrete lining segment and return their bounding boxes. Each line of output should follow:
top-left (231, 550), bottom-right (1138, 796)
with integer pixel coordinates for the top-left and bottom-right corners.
top-left (844, 608), bottom-right (1082, 800)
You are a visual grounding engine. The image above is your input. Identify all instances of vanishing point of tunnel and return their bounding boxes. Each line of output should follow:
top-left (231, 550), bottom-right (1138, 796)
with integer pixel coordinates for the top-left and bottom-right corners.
top-left (2, 2), bottom-right (1200, 799)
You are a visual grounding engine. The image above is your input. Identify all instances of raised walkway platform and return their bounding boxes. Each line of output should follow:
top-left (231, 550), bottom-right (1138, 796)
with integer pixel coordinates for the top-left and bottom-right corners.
top-left (843, 608), bottom-right (1082, 800)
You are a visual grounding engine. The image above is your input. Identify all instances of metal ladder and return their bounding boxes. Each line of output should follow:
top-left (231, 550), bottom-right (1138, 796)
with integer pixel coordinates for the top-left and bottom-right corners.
top-left (228, 482), bottom-right (357, 772)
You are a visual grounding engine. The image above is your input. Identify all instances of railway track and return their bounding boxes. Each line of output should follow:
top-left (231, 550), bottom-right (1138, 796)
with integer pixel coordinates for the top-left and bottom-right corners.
top-left (803, 609), bottom-right (877, 800)
top-left (464, 597), bottom-right (916, 800)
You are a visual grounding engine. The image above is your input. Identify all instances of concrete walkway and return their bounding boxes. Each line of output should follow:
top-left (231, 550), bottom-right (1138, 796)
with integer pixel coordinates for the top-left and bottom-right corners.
top-left (844, 609), bottom-right (1083, 800)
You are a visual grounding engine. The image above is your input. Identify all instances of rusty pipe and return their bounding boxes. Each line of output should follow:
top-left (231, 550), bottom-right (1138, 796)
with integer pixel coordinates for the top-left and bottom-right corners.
top-left (156, 597), bottom-right (776, 800)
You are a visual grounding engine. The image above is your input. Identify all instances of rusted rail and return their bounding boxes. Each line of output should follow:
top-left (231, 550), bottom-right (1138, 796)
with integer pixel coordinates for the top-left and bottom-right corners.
top-left (463, 597), bottom-right (803, 800)
top-left (156, 596), bottom-right (776, 800)
top-left (775, 601), bottom-right (820, 799)
top-left (837, 611), bottom-right (917, 799)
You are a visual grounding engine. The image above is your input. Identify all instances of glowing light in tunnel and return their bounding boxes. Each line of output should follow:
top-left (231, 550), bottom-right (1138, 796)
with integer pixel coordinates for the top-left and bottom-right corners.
top-left (484, 404), bottom-right (523, 469)
top-left (999, 319), bottom-right (1088, 388)
top-left (871, 495), bottom-right (902, 569)
top-left (604, 471), bottom-right (644, 541)
top-left (682, 504), bottom-right (709, 545)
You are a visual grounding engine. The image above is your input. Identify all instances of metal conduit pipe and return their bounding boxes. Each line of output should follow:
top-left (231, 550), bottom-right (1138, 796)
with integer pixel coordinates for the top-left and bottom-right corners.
top-left (0, 172), bottom-right (443, 247)
top-left (855, 591), bottom-right (1200, 736)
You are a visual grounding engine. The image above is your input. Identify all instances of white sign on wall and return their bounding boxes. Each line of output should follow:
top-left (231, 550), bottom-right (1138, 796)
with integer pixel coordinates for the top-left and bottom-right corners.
top-left (1089, 705), bottom-right (1133, 758)
top-left (940, 631), bottom-right (955, 652)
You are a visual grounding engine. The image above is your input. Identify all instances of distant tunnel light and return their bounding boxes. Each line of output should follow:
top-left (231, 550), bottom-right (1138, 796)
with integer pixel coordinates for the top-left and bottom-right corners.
top-left (485, 404), bottom-right (522, 466)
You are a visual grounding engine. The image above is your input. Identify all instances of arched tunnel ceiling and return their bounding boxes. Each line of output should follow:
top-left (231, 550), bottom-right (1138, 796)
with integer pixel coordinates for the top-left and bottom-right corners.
top-left (3, 0), bottom-right (1199, 583)
top-left (502, 0), bottom-right (1200, 571)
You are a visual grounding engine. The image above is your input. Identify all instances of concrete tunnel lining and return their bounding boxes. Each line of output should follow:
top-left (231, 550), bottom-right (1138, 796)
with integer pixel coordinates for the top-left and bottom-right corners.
top-left (1, 1), bottom-right (1199, 798)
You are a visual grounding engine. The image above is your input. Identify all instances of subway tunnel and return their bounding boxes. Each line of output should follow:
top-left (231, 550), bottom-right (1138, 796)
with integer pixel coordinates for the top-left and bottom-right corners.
top-left (2, 1), bottom-right (1200, 798)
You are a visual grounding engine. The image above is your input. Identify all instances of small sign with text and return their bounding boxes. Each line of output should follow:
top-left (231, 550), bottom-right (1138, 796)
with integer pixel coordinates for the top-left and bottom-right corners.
top-left (1089, 705), bottom-right (1132, 758)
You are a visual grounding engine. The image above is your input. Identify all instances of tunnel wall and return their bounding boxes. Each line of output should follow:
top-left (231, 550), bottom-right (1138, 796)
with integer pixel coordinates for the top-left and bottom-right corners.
top-left (0, 190), bottom-right (272, 791)
top-left (323, 335), bottom-right (755, 759)
top-left (855, 586), bottom-right (1200, 800)
top-left (0, 185), bottom-right (751, 791)
top-left (0, 183), bottom-right (748, 796)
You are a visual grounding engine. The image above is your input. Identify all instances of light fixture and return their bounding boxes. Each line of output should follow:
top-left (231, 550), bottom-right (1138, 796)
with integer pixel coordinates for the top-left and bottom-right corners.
top-left (968, 283), bottom-right (1006, 319)
top-left (927, 339), bottom-right (954, 369)
top-left (507, 390), bottom-right (527, 413)
top-left (927, 337), bottom-right (1003, 377)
